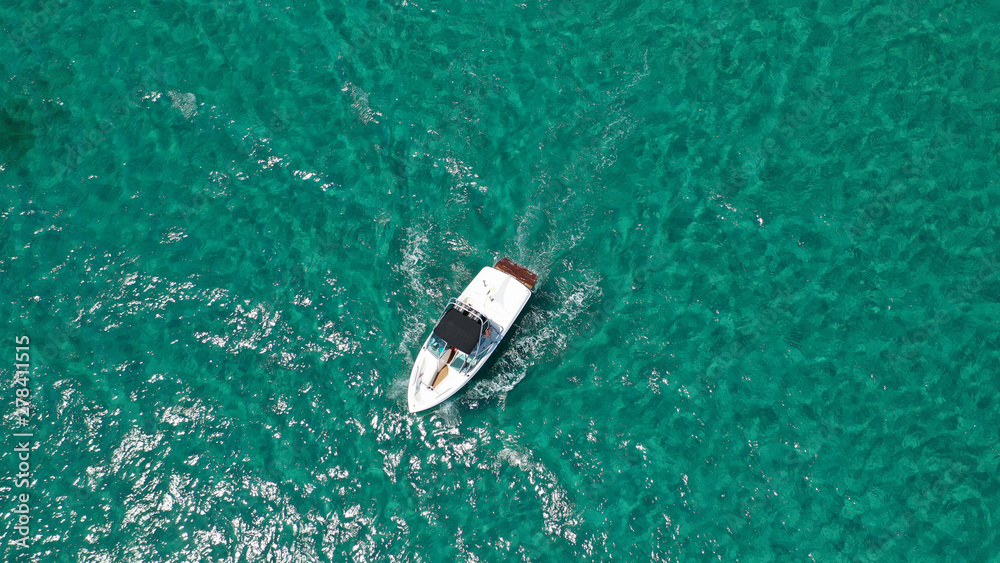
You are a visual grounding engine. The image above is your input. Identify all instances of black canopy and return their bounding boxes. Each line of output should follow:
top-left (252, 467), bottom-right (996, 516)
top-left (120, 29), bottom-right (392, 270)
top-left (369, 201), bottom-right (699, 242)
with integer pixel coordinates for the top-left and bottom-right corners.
top-left (432, 307), bottom-right (482, 354)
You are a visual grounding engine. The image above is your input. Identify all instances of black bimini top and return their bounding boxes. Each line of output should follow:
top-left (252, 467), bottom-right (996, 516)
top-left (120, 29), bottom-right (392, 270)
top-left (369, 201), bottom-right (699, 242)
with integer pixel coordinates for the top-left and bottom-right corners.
top-left (432, 306), bottom-right (483, 354)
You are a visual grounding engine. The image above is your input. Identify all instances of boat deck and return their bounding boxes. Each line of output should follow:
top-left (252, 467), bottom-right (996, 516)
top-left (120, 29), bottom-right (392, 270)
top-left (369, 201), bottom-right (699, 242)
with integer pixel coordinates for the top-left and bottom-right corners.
top-left (494, 257), bottom-right (538, 290)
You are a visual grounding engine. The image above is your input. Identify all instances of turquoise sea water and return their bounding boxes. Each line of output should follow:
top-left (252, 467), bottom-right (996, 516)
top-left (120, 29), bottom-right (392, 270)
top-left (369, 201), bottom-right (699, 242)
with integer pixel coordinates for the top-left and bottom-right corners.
top-left (3, 0), bottom-right (999, 560)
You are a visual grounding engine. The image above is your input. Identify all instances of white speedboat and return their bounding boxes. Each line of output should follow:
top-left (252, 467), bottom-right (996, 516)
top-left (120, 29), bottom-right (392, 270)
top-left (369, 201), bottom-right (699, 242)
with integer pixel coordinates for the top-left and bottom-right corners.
top-left (407, 258), bottom-right (538, 413)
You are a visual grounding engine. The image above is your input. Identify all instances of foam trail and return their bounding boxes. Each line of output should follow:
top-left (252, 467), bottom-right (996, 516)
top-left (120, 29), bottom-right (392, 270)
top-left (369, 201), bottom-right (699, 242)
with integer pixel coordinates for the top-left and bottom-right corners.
top-left (464, 272), bottom-right (602, 404)
top-left (394, 225), bottom-right (437, 371)
top-left (395, 225), bottom-right (431, 296)
top-left (494, 435), bottom-right (582, 542)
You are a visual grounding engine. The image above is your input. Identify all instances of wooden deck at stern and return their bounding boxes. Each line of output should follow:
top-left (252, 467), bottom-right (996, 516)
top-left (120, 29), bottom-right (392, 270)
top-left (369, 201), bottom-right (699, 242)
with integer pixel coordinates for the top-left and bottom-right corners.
top-left (494, 257), bottom-right (538, 290)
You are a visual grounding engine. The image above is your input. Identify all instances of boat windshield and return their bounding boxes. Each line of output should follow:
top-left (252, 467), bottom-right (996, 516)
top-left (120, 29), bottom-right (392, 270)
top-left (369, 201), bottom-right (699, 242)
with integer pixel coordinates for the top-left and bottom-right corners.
top-left (451, 352), bottom-right (471, 372)
top-left (426, 334), bottom-right (450, 358)
top-left (426, 334), bottom-right (475, 372)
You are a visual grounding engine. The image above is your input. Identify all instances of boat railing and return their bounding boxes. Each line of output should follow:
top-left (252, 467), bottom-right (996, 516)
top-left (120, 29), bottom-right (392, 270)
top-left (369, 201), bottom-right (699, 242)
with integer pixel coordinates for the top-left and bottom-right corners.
top-left (449, 299), bottom-right (487, 325)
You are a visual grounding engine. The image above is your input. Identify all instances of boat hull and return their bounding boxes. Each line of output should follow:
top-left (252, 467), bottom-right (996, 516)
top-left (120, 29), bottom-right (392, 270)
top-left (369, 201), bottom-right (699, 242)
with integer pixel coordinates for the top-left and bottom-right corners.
top-left (407, 261), bottom-right (534, 412)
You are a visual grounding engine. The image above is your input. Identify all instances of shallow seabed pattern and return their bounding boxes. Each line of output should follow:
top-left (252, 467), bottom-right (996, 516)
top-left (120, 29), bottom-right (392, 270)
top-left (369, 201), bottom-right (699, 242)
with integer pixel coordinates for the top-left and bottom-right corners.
top-left (1, 0), bottom-right (999, 561)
